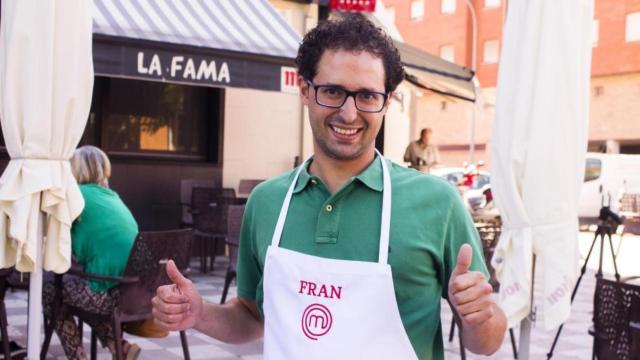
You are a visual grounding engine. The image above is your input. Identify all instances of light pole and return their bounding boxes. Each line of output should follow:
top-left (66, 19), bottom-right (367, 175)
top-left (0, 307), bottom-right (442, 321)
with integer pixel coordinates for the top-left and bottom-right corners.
top-left (463, 0), bottom-right (478, 72)
top-left (462, 0), bottom-right (479, 165)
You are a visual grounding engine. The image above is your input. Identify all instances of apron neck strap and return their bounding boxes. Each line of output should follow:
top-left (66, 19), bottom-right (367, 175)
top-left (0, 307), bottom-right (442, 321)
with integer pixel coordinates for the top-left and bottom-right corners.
top-left (270, 150), bottom-right (392, 265)
top-left (377, 149), bottom-right (391, 264)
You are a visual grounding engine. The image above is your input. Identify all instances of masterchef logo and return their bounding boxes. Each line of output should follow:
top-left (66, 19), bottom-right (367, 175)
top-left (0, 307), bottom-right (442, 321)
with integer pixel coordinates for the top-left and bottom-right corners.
top-left (298, 280), bottom-right (341, 340)
top-left (302, 303), bottom-right (333, 340)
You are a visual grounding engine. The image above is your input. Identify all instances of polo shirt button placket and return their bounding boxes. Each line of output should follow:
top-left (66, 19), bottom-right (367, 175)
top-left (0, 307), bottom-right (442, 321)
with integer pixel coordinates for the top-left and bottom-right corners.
top-left (325, 204), bottom-right (333, 212)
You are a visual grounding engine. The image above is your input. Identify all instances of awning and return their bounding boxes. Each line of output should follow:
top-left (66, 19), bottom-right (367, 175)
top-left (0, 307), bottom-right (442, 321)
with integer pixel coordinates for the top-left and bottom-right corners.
top-left (394, 40), bottom-right (476, 102)
top-left (92, 0), bottom-right (302, 92)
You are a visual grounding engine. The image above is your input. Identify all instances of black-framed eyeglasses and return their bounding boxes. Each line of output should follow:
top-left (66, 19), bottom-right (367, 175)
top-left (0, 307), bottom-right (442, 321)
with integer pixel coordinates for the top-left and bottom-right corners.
top-left (306, 80), bottom-right (388, 113)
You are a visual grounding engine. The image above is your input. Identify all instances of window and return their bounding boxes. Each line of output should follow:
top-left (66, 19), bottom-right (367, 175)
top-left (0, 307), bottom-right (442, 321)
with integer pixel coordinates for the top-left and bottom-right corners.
top-left (626, 12), bottom-right (640, 42)
top-left (620, 143), bottom-right (640, 154)
top-left (592, 19), bottom-right (599, 47)
top-left (411, 0), bottom-right (425, 21)
top-left (584, 158), bottom-right (602, 182)
top-left (483, 40), bottom-right (500, 64)
top-left (440, 44), bottom-right (455, 63)
top-left (485, 0), bottom-right (501, 8)
top-left (441, 0), bottom-right (456, 14)
top-left (386, 6), bottom-right (396, 24)
top-left (593, 85), bottom-right (604, 98)
top-left (90, 77), bottom-right (219, 161)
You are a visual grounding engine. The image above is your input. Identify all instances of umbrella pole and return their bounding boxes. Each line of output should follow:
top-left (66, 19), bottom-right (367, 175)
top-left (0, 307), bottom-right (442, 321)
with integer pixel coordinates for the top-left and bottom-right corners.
top-left (27, 193), bottom-right (45, 360)
top-left (518, 254), bottom-right (537, 360)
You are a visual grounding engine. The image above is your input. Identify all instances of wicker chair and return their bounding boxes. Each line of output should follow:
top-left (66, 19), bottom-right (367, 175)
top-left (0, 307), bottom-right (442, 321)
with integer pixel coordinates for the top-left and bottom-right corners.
top-left (191, 187), bottom-right (237, 272)
top-left (41, 229), bottom-right (193, 360)
top-left (589, 277), bottom-right (640, 360)
top-left (220, 204), bottom-right (245, 304)
top-left (179, 179), bottom-right (216, 228)
top-left (620, 193), bottom-right (640, 214)
top-left (617, 193), bottom-right (640, 257)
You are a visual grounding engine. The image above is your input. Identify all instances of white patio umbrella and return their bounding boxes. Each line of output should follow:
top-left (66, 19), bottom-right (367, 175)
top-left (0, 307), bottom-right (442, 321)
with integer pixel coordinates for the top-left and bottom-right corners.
top-left (490, 0), bottom-right (593, 358)
top-left (0, 0), bottom-right (93, 358)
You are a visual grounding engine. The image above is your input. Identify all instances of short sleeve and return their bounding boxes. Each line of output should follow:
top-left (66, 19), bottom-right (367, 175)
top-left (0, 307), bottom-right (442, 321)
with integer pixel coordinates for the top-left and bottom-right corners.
top-left (236, 196), bottom-right (262, 301)
top-left (441, 190), bottom-right (489, 299)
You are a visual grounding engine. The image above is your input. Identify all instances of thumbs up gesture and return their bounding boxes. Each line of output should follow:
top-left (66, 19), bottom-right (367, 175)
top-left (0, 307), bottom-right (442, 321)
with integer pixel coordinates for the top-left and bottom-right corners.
top-left (152, 260), bottom-right (203, 331)
top-left (448, 244), bottom-right (495, 327)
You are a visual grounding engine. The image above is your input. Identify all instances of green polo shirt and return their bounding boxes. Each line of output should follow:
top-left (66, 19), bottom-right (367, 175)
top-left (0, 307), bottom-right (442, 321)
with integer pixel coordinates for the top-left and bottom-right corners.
top-left (237, 156), bottom-right (488, 360)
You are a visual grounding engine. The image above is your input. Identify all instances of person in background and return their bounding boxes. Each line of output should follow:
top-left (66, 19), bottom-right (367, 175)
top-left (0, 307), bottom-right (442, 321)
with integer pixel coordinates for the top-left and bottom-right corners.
top-left (404, 127), bottom-right (440, 172)
top-left (43, 145), bottom-right (140, 360)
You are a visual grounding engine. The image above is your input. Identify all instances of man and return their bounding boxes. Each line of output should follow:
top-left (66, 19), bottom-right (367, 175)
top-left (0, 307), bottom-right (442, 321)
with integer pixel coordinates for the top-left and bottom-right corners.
top-left (152, 14), bottom-right (506, 359)
top-left (404, 127), bottom-right (440, 172)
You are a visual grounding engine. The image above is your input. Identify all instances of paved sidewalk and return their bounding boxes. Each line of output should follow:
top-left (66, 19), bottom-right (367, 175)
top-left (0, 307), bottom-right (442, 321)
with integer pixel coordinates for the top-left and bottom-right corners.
top-left (5, 231), bottom-right (639, 359)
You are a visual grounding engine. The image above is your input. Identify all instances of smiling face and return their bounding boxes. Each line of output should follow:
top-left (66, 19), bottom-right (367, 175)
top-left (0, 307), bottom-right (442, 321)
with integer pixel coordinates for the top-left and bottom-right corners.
top-left (300, 49), bottom-right (390, 163)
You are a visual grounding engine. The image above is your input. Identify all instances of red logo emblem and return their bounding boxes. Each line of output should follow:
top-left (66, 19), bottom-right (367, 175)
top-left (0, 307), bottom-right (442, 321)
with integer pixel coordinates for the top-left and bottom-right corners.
top-left (301, 303), bottom-right (333, 340)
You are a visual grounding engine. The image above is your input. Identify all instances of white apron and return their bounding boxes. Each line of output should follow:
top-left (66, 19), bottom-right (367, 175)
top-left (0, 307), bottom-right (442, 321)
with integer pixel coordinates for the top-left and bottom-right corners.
top-left (263, 153), bottom-right (418, 359)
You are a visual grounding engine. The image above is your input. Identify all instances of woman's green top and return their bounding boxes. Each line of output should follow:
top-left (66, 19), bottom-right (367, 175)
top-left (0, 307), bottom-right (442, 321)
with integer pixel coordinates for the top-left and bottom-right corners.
top-left (71, 184), bottom-right (139, 292)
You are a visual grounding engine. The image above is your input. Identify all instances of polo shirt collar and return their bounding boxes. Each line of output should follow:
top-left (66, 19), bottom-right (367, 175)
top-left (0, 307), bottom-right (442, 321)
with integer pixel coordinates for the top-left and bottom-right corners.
top-left (292, 155), bottom-right (384, 194)
top-left (293, 161), bottom-right (314, 194)
top-left (354, 155), bottom-right (383, 192)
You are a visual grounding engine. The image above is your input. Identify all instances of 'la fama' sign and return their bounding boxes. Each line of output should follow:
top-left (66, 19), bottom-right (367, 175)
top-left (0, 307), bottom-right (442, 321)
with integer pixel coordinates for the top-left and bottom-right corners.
top-left (135, 51), bottom-right (230, 84)
top-left (110, 47), bottom-right (287, 92)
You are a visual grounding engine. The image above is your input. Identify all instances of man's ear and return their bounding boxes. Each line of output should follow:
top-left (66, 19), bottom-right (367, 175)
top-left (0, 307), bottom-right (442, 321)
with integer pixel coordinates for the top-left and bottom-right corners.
top-left (381, 90), bottom-right (395, 114)
top-left (299, 76), bottom-right (310, 106)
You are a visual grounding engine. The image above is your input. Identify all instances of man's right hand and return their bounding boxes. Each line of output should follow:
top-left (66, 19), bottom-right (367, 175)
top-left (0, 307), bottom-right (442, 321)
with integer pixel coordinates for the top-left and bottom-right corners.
top-left (152, 260), bottom-right (203, 331)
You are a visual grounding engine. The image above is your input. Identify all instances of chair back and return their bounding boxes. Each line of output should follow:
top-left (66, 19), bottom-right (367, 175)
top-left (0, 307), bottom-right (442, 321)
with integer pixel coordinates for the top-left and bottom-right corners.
top-left (227, 205), bottom-right (245, 247)
top-left (476, 224), bottom-right (501, 291)
top-left (623, 217), bottom-right (640, 236)
top-left (620, 193), bottom-right (640, 214)
top-left (592, 277), bottom-right (640, 360)
top-left (180, 179), bottom-right (217, 225)
top-left (238, 179), bottom-right (264, 196)
top-left (117, 229), bottom-right (193, 320)
top-left (191, 187), bottom-right (237, 235)
top-left (226, 205), bottom-right (245, 272)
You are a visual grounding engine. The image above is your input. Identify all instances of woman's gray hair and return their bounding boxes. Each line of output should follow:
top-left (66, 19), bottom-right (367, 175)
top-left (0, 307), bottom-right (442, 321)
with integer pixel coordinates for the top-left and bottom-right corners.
top-left (70, 145), bottom-right (112, 187)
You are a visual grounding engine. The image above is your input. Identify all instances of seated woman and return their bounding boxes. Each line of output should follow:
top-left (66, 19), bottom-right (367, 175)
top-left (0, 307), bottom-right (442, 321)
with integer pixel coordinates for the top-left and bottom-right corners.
top-left (43, 145), bottom-right (140, 360)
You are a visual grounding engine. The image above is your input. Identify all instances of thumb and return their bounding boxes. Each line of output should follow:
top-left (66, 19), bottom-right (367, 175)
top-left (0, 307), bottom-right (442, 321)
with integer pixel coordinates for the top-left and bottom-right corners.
top-left (166, 259), bottom-right (190, 287)
top-left (452, 244), bottom-right (473, 276)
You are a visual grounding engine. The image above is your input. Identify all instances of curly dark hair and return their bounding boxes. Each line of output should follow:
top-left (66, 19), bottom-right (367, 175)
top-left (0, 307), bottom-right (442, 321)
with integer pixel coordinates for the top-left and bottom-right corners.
top-left (295, 13), bottom-right (405, 93)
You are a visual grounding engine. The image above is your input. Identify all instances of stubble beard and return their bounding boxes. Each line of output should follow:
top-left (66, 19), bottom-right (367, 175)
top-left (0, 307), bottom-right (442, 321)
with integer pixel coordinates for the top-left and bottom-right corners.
top-left (313, 116), bottom-right (371, 161)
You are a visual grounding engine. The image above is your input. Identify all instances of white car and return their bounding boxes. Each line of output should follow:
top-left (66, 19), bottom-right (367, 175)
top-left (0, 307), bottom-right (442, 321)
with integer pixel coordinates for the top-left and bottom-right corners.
top-left (579, 153), bottom-right (640, 226)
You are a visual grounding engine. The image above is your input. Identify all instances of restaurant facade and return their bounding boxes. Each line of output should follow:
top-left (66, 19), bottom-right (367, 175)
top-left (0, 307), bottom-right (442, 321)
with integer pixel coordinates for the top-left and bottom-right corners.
top-left (0, 0), bottom-right (476, 231)
top-left (43, 0), bottom-right (302, 230)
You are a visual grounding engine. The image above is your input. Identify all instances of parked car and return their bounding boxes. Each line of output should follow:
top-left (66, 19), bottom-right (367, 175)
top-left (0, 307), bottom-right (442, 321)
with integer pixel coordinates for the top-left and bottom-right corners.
top-left (431, 166), bottom-right (500, 223)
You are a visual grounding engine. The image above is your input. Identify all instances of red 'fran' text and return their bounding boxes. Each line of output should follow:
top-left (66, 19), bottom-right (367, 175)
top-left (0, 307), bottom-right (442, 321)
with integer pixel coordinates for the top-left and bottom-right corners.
top-left (298, 280), bottom-right (342, 299)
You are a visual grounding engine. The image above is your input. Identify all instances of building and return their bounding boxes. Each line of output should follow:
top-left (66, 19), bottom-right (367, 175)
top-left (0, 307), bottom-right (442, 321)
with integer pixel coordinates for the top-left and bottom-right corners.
top-left (383, 0), bottom-right (640, 166)
top-left (0, 0), bottom-right (305, 230)
top-left (0, 0), bottom-right (478, 231)
top-left (272, 0), bottom-right (479, 167)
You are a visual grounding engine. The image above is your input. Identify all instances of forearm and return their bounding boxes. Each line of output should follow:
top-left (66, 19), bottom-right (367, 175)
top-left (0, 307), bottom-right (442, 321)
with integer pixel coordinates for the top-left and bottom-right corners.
top-left (194, 297), bottom-right (264, 344)
top-left (461, 303), bottom-right (507, 355)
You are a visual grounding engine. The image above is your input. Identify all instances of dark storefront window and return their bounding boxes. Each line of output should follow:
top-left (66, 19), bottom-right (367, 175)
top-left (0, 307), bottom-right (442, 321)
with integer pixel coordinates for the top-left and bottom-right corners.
top-left (81, 77), bottom-right (221, 162)
top-left (104, 78), bottom-right (213, 160)
top-left (620, 143), bottom-right (640, 154)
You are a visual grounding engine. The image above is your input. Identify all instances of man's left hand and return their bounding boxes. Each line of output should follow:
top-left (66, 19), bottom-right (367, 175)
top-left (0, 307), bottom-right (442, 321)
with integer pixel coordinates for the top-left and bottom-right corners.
top-left (448, 244), bottom-right (495, 327)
